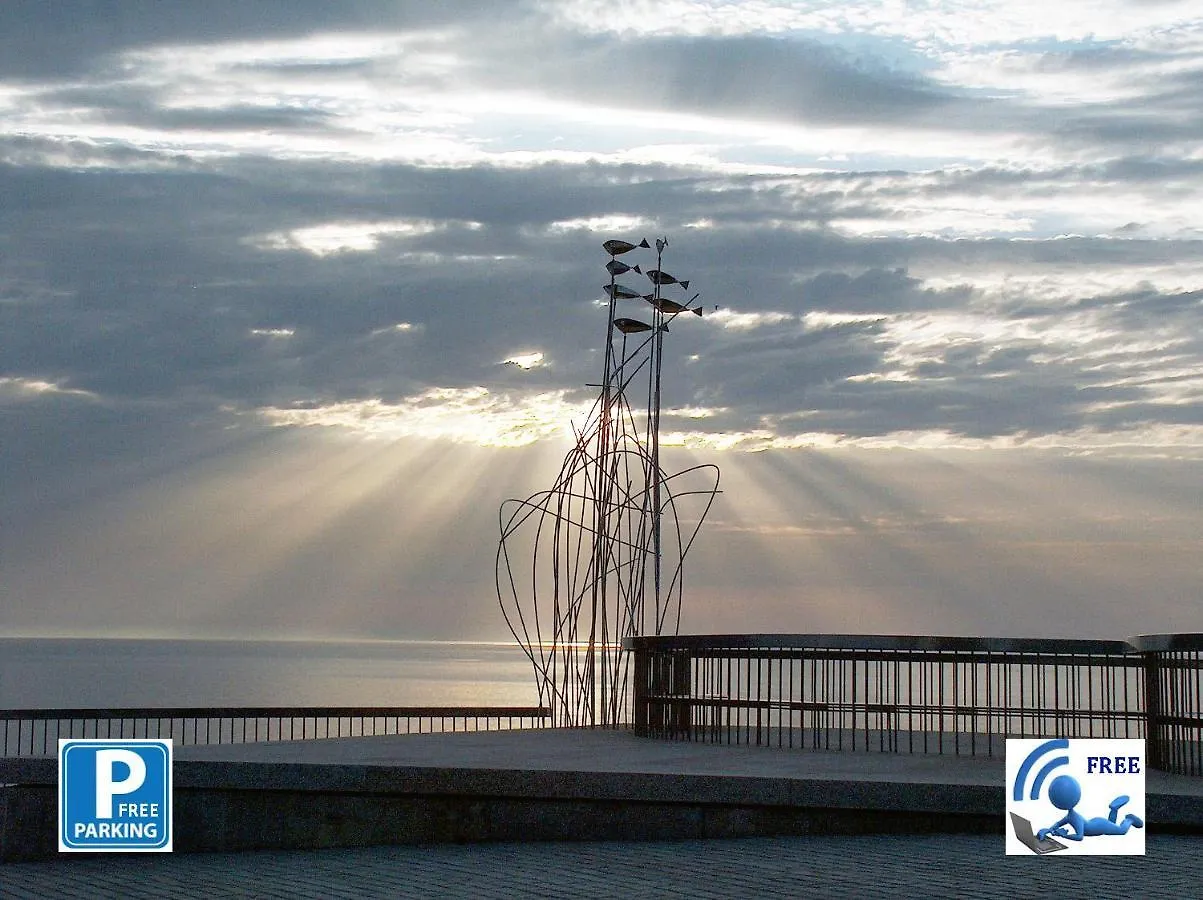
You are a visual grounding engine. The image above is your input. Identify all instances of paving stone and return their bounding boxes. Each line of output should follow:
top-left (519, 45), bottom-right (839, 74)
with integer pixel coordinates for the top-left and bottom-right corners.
top-left (1, 834), bottom-right (1198, 899)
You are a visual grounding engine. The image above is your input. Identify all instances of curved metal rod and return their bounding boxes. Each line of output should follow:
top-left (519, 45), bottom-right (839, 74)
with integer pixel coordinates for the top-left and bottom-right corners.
top-left (496, 241), bottom-right (721, 726)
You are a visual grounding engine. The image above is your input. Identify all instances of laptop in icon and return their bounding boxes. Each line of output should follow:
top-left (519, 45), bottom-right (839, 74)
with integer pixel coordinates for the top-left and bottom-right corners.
top-left (1010, 812), bottom-right (1068, 854)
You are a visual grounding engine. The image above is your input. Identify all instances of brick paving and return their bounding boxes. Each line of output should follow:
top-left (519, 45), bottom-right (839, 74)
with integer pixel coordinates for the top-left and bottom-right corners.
top-left (2, 834), bottom-right (1199, 899)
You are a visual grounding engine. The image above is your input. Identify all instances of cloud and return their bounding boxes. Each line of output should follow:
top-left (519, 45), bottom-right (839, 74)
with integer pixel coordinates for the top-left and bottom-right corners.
top-left (258, 386), bottom-right (586, 447)
top-left (503, 33), bottom-right (958, 128)
top-left (0, 1), bottom-right (527, 78)
top-left (0, 2), bottom-right (1200, 457)
top-left (2, 2), bottom-right (1203, 643)
top-left (501, 351), bottom-right (546, 370)
top-left (3, 145), bottom-right (1201, 454)
top-left (0, 375), bottom-right (97, 401)
top-left (246, 219), bottom-right (454, 256)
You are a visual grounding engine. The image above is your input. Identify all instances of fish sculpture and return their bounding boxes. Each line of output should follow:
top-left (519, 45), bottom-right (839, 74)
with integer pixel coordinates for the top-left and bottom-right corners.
top-left (606, 260), bottom-right (642, 276)
top-left (645, 269), bottom-right (689, 289)
top-left (602, 238), bottom-right (651, 256)
top-left (613, 317), bottom-right (653, 334)
top-left (604, 282), bottom-right (643, 300)
top-left (642, 294), bottom-right (703, 316)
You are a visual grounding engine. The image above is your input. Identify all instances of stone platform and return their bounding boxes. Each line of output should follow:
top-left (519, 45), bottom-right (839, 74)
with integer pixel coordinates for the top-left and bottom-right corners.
top-left (3, 728), bottom-right (1202, 861)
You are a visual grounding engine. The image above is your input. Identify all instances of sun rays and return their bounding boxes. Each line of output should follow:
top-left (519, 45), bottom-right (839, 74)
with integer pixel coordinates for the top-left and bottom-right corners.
top-left (3, 408), bottom-right (1198, 645)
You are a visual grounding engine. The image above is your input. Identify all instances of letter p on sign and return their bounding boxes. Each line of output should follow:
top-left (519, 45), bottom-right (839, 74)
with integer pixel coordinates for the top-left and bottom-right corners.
top-left (94, 749), bottom-right (147, 818)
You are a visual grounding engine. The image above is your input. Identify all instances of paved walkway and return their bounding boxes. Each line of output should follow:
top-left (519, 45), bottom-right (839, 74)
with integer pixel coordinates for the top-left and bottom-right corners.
top-left (6, 731), bottom-right (1201, 894)
top-left (2, 834), bottom-right (1199, 899)
top-left (176, 727), bottom-right (1011, 783)
top-left (173, 727), bottom-right (1203, 798)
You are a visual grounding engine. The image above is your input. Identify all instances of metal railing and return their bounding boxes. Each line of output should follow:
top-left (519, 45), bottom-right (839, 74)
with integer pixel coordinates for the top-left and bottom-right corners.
top-left (0, 706), bottom-right (550, 758)
top-left (1132, 634), bottom-right (1203, 776)
top-left (627, 633), bottom-right (1203, 776)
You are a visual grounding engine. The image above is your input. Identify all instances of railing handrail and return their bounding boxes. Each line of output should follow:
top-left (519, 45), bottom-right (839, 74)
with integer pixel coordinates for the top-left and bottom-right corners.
top-left (0, 706), bottom-right (550, 722)
top-left (624, 633), bottom-right (1135, 654)
top-left (1127, 633), bottom-right (1203, 652)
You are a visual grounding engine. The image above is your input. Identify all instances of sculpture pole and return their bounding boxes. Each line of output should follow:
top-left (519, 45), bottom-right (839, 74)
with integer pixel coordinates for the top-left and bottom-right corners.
top-left (497, 237), bottom-right (718, 727)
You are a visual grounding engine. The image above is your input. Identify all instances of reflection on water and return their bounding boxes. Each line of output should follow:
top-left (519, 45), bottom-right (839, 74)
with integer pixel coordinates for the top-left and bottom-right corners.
top-left (0, 639), bottom-right (540, 709)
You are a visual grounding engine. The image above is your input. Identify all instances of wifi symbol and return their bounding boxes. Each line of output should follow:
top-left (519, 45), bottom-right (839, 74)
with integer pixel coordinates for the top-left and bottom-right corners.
top-left (1013, 738), bottom-right (1070, 802)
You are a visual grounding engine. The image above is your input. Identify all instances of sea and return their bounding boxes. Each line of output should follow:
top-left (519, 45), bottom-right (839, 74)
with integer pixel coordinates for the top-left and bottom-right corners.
top-left (0, 638), bottom-right (541, 710)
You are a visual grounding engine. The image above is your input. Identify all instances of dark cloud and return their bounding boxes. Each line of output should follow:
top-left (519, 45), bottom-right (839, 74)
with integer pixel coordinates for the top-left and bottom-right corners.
top-left (691, 317), bottom-right (888, 412)
top-left (0, 4), bottom-right (1200, 452)
top-left (38, 84), bottom-right (341, 135)
top-left (999, 285), bottom-right (1203, 321)
top-left (507, 33), bottom-right (958, 127)
top-left (4, 144), bottom-right (1201, 450)
top-left (0, 0), bottom-right (526, 78)
top-left (868, 157), bottom-right (1203, 198)
top-left (798, 268), bottom-right (970, 313)
top-left (681, 318), bottom-right (1161, 442)
top-left (4, 12), bottom-right (967, 141)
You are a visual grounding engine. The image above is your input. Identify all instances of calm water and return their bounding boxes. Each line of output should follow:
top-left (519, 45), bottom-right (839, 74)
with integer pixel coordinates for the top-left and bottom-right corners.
top-left (0, 639), bottom-right (540, 710)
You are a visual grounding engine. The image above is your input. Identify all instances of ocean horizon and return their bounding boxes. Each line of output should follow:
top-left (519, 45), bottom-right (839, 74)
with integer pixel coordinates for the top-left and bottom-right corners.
top-left (0, 637), bottom-right (542, 710)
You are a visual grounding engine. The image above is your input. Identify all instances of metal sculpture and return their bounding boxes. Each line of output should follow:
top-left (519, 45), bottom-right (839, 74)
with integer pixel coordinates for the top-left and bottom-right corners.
top-left (497, 238), bottom-right (720, 727)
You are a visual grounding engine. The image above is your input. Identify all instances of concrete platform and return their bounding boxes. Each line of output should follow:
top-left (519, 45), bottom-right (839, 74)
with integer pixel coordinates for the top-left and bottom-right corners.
top-left (4, 728), bottom-right (1202, 861)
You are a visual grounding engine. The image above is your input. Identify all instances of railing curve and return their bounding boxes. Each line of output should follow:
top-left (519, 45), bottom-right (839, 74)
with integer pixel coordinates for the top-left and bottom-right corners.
top-left (625, 633), bottom-right (1202, 776)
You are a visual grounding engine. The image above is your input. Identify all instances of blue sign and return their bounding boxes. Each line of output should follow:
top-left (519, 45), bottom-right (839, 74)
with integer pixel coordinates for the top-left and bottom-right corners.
top-left (1005, 738), bottom-right (1144, 856)
top-left (59, 739), bottom-right (173, 852)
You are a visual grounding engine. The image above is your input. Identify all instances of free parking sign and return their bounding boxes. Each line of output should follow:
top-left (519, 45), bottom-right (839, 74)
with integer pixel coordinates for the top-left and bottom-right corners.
top-left (59, 739), bottom-right (173, 852)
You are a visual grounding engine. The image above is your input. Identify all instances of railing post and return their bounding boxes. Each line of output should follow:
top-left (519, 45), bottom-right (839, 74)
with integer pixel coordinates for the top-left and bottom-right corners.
top-left (670, 649), bottom-right (692, 739)
top-left (632, 640), bottom-right (649, 736)
top-left (1142, 651), bottom-right (1166, 772)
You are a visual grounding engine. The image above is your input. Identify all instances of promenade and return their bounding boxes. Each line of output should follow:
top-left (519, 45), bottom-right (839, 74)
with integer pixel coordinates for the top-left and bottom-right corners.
top-left (2, 833), bottom-right (1202, 898)
top-left (3, 728), bottom-right (1202, 896)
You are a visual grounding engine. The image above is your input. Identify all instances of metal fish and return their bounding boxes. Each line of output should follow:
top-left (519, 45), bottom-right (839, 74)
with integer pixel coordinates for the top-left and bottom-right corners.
top-left (604, 282), bottom-right (643, 300)
top-left (606, 260), bottom-right (642, 276)
top-left (645, 270), bottom-right (689, 290)
top-left (602, 238), bottom-right (651, 256)
top-left (643, 294), bottom-right (703, 316)
top-left (613, 317), bottom-right (653, 334)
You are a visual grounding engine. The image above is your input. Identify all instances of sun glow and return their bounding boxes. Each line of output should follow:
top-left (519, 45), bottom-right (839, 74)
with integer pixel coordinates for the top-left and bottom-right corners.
top-left (502, 351), bottom-right (546, 370)
top-left (257, 387), bottom-right (590, 447)
top-left (0, 425), bottom-right (565, 640)
top-left (0, 377), bottom-right (97, 400)
top-left (669, 445), bottom-right (1203, 638)
top-left (245, 220), bottom-right (449, 256)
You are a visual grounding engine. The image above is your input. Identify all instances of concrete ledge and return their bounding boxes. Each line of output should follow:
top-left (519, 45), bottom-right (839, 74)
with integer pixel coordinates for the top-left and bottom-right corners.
top-left (4, 729), bottom-right (1202, 861)
top-left (1, 780), bottom-right (1000, 862)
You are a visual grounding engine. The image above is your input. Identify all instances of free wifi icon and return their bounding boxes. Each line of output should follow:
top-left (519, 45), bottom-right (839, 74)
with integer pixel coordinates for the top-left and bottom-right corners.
top-left (1012, 737), bottom-right (1070, 802)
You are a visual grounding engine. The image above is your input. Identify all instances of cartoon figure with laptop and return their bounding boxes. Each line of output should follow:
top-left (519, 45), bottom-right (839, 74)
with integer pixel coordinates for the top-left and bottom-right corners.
top-left (1036, 774), bottom-right (1145, 842)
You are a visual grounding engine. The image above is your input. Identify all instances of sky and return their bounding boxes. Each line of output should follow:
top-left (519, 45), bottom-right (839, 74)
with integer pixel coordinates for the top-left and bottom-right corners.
top-left (1, 0), bottom-right (1201, 642)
